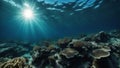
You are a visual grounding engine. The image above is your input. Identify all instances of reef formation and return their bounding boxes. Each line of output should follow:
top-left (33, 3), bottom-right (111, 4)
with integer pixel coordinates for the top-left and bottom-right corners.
top-left (0, 30), bottom-right (120, 68)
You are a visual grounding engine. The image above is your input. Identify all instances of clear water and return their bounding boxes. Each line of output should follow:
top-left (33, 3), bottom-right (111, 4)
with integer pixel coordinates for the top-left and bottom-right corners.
top-left (0, 0), bottom-right (120, 42)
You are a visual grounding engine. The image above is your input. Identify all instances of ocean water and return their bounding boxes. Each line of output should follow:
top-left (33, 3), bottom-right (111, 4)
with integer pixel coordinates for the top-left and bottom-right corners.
top-left (0, 0), bottom-right (120, 68)
top-left (0, 0), bottom-right (120, 42)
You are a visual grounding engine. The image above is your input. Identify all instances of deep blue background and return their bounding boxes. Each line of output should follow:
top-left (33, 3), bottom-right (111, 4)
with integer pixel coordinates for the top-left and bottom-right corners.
top-left (0, 0), bottom-right (120, 42)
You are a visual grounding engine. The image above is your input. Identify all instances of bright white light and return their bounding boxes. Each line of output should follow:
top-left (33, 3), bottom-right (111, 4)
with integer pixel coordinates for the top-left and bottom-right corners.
top-left (17, 2), bottom-right (39, 23)
top-left (24, 3), bottom-right (30, 7)
top-left (22, 8), bottom-right (34, 19)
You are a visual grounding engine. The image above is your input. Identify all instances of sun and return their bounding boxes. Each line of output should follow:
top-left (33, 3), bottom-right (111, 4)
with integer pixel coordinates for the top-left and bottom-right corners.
top-left (22, 8), bottom-right (34, 19)
top-left (21, 3), bottom-right (36, 21)
top-left (16, 2), bottom-right (39, 23)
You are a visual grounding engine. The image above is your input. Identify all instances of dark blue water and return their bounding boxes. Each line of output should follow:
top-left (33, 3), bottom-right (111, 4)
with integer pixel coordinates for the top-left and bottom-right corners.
top-left (0, 0), bottom-right (120, 42)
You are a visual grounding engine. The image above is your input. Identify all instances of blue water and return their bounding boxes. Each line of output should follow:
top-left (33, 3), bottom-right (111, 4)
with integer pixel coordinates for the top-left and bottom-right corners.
top-left (0, 0), bottom-right (120, 42)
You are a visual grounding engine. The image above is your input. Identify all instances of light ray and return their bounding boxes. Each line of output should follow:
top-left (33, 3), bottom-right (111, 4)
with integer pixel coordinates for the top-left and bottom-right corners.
top-left (15, 1), bottom-right (54, 40)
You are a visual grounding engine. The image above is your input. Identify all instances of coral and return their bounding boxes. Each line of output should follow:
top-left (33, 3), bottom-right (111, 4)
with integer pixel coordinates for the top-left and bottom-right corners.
top-left (42, 41), bottom-right (51, 47)
top-left (109, 30), bottom-right (120, 38)
top-left (31, 45), bottom-right (60, 68)
top-left (0, 42), bottom-right (31, 58)
top-left (46, 45), bottom-right (55, 51)
top-left (81, 35), bottom-right (94, 41)
top-left (68, 40), bottom-right (94, 55)
top-left (57, 38), bottom-right (72, 49)
top-left (91, 46), bottom-right (119, 68)
top-left (32, 45), bottom-right (41, 51)
top-left (91, 54), bottom-right (120, 68)
top-left (70, 40), bottom-right (91, 48)
top-left (72, 40), bottom-right (86, 47)
top-left (81, 31), bottom-right (111, 43)
top-left (0, 57), bottom-right (30, 68)
top-left (60, 48), bottom-right (79, 59)
top-left (100, 46), bottom-right (111, 52)
top-left (110, 38), bottom-right (120, 46)
top-left (46, 44), bottom-right (58, 53)
top-left (92, 31), bottom-right (110, 43)
top-left (91, 49), bottom-right (110, 59)
top-left (0, 30), bottom-right (120, 68)
top-left (48, 54), bottom-right (63, 68)
top-left (0, 57), bottom-right (9, 63)
top-left (31, 46), bottom-right (51, 68)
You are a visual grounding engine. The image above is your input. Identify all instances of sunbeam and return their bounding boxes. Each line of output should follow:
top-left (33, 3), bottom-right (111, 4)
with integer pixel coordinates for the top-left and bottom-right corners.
top-left (22, 8), bottom-right (34, 19)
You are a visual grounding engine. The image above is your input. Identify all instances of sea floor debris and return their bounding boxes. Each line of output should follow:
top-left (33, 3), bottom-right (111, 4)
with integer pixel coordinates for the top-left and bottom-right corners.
top-left (0, 30), bottom-right (120, 68)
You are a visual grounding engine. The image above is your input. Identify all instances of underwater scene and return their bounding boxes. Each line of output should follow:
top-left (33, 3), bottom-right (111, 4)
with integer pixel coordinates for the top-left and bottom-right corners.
top-left (0, 0), bottom-right (120, 68)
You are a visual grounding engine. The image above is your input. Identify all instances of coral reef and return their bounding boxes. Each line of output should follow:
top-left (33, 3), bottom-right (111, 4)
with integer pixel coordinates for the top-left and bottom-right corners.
top-left (0, 57), bottom-right (31, 68)
top-left (0, 30), bottom-right (120, 68)
top-left (0, 42), bottom-right (32, 58)
top-left (91, 48), bottom-right (110, 59)
top-left (60, 48), bottom-right (79, 58)
top-left (57, 38), bottom-right (72, 49)
top-left (92, 31), bottom-right (110, 43)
